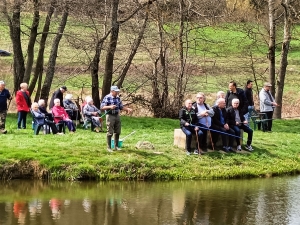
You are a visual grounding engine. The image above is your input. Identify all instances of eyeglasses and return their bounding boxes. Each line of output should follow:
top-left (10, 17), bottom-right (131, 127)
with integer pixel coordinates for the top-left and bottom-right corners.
top-left (196, 97), bottom-right (203, 99)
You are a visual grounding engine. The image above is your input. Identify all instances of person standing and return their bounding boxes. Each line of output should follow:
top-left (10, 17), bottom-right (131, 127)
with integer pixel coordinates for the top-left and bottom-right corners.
top-left (100, 86), bottom-right (132, 152)
top-left (0, 81), bottom-right (12, 134)
top-left (225, 81), bottom-right (249, 115)
top-left (244, 80), bottom-right (255, 122)
top-left (49, 86), bottom-right (67, 109)
top-left (16, 83), bottom-right (31, 129)
top-left (227, 98), bottom-right (254, 151)
top-left (192, 92), bottom-right (214, 152)
top-left (259, 82), bottom-right (278, 132)
top-left (179, 99), bottom-right (202, 155)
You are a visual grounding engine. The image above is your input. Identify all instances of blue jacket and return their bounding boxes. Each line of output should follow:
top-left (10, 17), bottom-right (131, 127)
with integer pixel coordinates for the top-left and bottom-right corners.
top-left (0, 88), bottom-right (11, 110)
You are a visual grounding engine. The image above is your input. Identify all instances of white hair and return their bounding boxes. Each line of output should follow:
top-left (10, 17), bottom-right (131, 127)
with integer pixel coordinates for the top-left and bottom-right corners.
top-left (232, 98), bottom-right (240, 104)
top-left (54, 98), bottom-right (60, 104)
top-left (216, 98), bottom-right (225, 105)
top-left (217, 91), bottom-right (225, 98)
top-left (86, 97), bottom-right (93, 103)
top-left (0, 81), bottom-right (5, 85)
top-left (38, 99), bottom-right (45, 106)
top-left (31, 102), bottom-right (39, 109)
top-left (65, 94), bottom-right (73, 100)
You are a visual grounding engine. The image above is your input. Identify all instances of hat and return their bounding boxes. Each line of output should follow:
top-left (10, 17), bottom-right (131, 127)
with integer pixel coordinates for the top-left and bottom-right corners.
top-left (61, 86), bottom-right (67, 91)
top-left (110, 86), bottom-right (120, 92)
top-left (263, 82), bottom-right (272, 87)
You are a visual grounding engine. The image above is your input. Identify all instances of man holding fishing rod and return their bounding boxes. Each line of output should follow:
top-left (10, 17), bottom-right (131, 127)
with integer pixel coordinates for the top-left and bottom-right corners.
top-left (101, 86), bottom-right (132, 152)
top-left (0, 81), bottom-right (12, 134)
top-left (227, 98), bottom-right (254, 151)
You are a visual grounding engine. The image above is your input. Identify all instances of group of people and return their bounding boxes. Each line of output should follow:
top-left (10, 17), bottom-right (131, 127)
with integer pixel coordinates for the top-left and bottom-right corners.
top-left (0, 81), bottom-right (132, 152)
top-left (179, 80), bottom-right (279, 155)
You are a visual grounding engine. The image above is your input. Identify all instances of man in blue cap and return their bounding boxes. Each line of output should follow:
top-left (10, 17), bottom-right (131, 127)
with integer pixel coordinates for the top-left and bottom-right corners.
top-left (0, 81), bottom-right (12, 134)
top-left (101, 86), bottom-right (132, 152)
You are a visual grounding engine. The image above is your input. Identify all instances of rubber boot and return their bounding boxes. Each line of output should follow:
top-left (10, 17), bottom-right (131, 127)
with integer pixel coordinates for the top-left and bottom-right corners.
top-left (107, 135), bottom-right (112, 149)
top-left (114, 134), bottom-right (120, 150)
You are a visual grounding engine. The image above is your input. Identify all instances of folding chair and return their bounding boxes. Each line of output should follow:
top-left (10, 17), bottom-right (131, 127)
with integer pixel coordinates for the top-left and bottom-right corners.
top-left (250, 110), bottom-right (267, 131)
top-left (52, 114), bottom-right (66, 134)
top-left (31, 110), bottom-right (51, 135)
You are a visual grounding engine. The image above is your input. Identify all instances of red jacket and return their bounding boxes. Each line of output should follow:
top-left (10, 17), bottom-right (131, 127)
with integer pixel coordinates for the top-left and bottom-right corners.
top-left (15, 90), bottom-right (31, 112)
top-left (52, 105), bottom-right (70, 123)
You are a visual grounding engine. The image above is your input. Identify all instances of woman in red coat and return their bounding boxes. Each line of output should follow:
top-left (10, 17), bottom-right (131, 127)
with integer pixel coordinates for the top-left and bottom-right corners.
top-left (52, 98), bottom-right (76, 133)
top-left (15, 83), bottom-right (31, 129)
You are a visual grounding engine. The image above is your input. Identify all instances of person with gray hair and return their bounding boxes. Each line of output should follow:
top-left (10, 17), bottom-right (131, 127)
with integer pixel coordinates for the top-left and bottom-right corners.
top-left (15, 82), bottom-right (31, 129)
top-left (214, 91), bottom-right (225, 106)
top-left (83, 97), bottom-right (103, 133)
top-left (227, 98), bottom-right (254, 151)
top-left (63, 94), bottom-right (81, 121)
top-left (259, 82), bottom-right (279, 132)
top-left (0, 80), bottom-right (12, 134)
top-left (52, 98), bottom-right (76, 133)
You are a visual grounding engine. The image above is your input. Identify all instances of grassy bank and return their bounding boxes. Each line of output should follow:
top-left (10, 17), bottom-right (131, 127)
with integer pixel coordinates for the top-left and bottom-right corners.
top-left (1, 114), bottom-right (300, 180)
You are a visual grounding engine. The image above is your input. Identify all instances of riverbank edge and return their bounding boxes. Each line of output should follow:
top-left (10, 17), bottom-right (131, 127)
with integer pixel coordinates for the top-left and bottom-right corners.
top-left (1, 159), bottom-right (300, 181)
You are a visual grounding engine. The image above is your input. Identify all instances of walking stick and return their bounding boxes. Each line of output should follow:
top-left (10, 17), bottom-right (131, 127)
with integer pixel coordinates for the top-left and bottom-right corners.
top-left (206, 117), bottom-right (214, 151)
top-left (195, 129), bottom-right (202, 156)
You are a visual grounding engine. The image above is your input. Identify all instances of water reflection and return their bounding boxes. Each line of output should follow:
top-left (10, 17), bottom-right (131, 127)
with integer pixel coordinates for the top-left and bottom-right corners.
top-left (0, 177), bottom-right (299, 225)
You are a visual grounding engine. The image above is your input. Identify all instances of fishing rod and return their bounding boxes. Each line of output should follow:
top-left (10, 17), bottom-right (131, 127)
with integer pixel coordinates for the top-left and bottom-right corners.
top-left (188, 123), bottom-right (252, 143)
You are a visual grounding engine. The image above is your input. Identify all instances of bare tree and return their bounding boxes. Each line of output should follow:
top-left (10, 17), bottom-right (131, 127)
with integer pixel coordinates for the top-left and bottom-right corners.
top-left (268, 0), bottom-right (276, 95)
top-left (40, 3), bottom-right (69, 104)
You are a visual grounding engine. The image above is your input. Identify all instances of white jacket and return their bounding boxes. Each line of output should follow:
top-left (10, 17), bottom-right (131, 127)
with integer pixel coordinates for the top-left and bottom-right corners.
top-left (259, 88), bottom-right (275, 112)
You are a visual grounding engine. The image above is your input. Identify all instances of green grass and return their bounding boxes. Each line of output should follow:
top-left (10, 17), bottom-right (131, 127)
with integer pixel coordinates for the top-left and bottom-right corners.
top-left (1, 114), bottom-right (300, 180)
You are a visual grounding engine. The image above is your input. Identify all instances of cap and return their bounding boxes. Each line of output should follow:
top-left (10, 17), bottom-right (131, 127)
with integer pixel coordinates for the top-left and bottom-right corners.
top-left (263, 82), bottom-right (272, 87)
top-left (61, 86), bottom-right (67, 91)
top-left (110, 86), bottom-right (120, 92)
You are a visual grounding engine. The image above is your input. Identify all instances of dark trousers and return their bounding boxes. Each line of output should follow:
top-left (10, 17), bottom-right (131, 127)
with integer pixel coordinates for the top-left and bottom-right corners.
top-left (261, 111), bottom-right (273, 131)
top-left (232, 125), bottom-right (253, 146)
top-left (181, 126), bottom-right (203, 152)
top-left (17, 111), bottom-right (28, 129)
top-left (210, 125), bottom-right (234, 147)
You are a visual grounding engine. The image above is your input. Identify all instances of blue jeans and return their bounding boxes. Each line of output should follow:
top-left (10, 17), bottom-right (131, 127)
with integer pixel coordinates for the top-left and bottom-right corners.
top-left (232, 124), bottom-right (253, 146)
top-left (181, 126), bottom-right (203, 152)
top-left (17, 111), bottom-right (28, 129)
top-left (244, 106), bottom-right (255, 122)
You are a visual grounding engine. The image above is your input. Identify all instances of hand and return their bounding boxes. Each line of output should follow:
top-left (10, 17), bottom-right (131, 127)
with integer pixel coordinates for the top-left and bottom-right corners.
top-left (195, 127), bottom-right (199, 131)
top-left (243, 120), bottom-right (248, 125)
top-left (111, 105), bottom-right (116, 109)
top-left (127, 108), bottom-right (133, 113)
top-left (224, 124), bottom-right (229, 130)
top-left (272, 102), bottom-right (279, 107)
top-left (236, 122), bottom-right (240, 125)
top-left (185, 122), bottom-right (189, 126)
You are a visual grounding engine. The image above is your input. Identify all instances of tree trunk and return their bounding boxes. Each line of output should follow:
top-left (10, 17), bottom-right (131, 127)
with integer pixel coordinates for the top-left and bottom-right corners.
top-left (40, 7), bottom-right (69, 105)
top-left (115, 10), bottom-right (149, 88)
top-left (274, 0), bottom-right (292, 119)
top-left (3, 1), bottom-right (25, 92)
top-left (102, 0), bottom-right (119, 99)
top-left (24, 0), bottom-right (40, 84)
top-left (30, 0), bottom-right (57, 101)
top-left (268, 0), bottom-right (276, 96)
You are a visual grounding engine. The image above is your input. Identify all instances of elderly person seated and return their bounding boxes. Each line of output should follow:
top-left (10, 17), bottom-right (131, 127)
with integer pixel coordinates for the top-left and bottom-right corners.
top-left (63, 94), bottom-right (81, 122)
top-left (83, 96), bottom-right (103, 133)
top-left (52, 98), bottom-right (76, 133)
top-left (31, 102), bottom-right (63, 135)
top-left (38, 99), bottom-right (54, 121)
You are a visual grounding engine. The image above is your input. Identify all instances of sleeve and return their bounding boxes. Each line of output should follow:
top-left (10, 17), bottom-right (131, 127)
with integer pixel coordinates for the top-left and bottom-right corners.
top-left (240, 90), bottom-right (249, 114)
top-left (206, 104), bottom-right (215, 117)
top-left (83, 105), bottom-right (92, 116)
top-left (15, 91), bottom-right (21, 105)
top-left (100, 96), bottom-right (108, 109)
top-left (179, 109), bottom-right (187, 127)
top-left (259, 91), bottom-right (272, 106)
top-left (32, 110), bottom-right (45, 119)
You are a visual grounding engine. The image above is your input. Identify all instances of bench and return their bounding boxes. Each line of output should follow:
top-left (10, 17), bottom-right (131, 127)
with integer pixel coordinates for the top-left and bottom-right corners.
top-left (174, 128), bottom-right (243, 150)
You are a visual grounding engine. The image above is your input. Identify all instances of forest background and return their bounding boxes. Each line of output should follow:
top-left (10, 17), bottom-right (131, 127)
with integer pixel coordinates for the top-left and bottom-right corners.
top-left (0, 0), bottom-right (300, 119)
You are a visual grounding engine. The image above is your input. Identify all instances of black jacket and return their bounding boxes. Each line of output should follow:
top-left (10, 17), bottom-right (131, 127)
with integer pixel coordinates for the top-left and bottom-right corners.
top-left (211, 105), bottom-right (228, 128)
top-left (226, 106), bottom-right (246, 127)
top-left (225, 88), bottom-right (249, 114)
top-left (49, 89), bottom-right (64, 109)
top-left (244, 87), bottom-right (254, 106)
top-left (179, 106), bottom-right (198, 128)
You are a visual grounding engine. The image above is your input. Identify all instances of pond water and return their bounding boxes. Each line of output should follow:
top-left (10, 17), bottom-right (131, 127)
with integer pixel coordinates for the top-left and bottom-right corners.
top-left (0, 176), bottom-right (300, 225)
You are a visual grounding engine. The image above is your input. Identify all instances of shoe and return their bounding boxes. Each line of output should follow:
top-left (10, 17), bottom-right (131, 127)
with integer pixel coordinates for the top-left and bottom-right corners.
top-left (56, 132), bottom-right (64, 135)
top-left (222, 146), bottom-right (229, 153)
top-left (1, 129), bottom-right (7, 134)
top-left (237, 145), bottom-right (242, 151)
top-left (245, 145), bottom-right (254, 151)
top-left (94, 127), bottom-right (100, 133)
top-left (194, 150), bottom-right (199, 155)
top-left (107, 148), bottom-right (113, 153)
top-left (115, 147), bottom-right (122, 151)
top-left (186, 151), bottom-right (191, 156)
